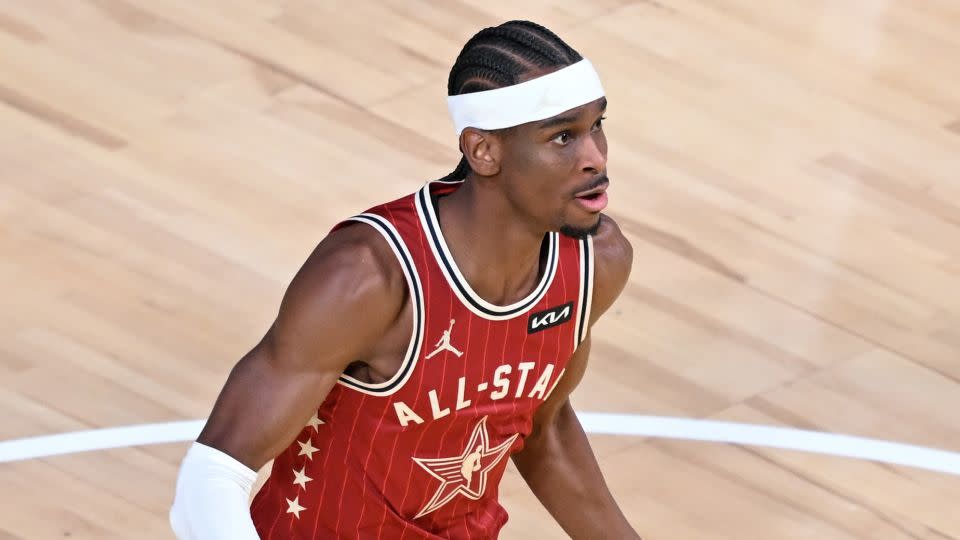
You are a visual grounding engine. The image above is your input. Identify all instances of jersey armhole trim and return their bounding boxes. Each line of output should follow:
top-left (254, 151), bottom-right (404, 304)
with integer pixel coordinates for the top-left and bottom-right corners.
top-left (335, 213), bottom-right (425, 396)
top-left (574, 235), bottom-right (595, 348)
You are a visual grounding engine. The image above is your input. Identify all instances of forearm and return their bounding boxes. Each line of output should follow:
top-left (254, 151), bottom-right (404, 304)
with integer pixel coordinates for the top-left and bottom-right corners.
top-left (513, 403), bottom-right (640, 539)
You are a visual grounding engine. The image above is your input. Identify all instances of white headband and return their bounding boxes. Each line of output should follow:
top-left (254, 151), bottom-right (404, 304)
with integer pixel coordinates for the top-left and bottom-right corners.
top-left (446, 59), bottom-right (605, 136)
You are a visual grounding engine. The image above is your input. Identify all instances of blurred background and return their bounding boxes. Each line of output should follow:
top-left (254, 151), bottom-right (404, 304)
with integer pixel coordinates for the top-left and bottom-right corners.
top-left (1, 1), bottom-right (959, 538)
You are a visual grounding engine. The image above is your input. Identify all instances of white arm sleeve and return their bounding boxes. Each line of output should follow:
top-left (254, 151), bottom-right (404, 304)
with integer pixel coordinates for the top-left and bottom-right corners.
top-left (169, 442), bottom-right (261, 540)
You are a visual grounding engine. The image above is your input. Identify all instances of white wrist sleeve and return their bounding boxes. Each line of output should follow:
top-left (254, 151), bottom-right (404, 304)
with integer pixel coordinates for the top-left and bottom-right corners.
top-left (169, 442), bottom-right (261, 540)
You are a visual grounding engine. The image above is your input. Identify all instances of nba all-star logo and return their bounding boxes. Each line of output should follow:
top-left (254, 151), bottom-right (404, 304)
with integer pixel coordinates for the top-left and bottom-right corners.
top-left (412, 416), bottom-right (519, 518)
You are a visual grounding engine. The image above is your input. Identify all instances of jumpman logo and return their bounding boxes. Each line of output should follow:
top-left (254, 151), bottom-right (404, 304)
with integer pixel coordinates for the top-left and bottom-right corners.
top-left (426, 319), bottom-right (463, 359)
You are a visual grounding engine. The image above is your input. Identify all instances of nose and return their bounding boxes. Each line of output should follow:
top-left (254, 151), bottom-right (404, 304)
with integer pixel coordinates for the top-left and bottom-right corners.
top-left (580, 131), bottom-right (607, 175)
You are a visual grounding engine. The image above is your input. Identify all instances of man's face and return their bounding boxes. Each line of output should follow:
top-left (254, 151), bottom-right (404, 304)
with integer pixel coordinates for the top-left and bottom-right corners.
top-left (495, 95), bottom-right (609, 239)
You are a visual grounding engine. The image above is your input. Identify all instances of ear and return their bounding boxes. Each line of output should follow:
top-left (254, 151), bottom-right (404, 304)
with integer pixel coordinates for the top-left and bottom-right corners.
top-left (459, 128), bottom-right (502, 177)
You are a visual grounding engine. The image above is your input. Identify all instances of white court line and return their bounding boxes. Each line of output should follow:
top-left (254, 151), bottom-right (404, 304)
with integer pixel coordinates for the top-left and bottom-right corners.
top-left (580, 413), bottom-right (960, 475)
top-left (0, 420), bottom-right (206, 463)
top-left (1, 414), bottom-right (959, 476)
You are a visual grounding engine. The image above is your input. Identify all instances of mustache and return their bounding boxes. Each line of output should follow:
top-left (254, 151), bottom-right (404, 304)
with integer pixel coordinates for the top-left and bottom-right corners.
top-left (573, 173), bottom-right (610, 195)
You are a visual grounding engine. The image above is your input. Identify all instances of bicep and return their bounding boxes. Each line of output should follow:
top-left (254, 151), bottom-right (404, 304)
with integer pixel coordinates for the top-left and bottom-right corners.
top-left (195, 336), bottom-right (342, 471)
top-left (196, 230), bottom-right (403, 470)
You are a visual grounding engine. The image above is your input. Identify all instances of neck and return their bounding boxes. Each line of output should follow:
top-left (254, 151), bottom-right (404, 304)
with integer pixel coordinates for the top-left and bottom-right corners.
top-left (436, 176), bottom-right (548, 306)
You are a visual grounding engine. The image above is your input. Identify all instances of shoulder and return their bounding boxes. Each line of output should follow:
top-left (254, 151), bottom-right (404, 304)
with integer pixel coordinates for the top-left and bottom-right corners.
top-left (289, 221), bottom-right (407, 312)
top-left (271, 221), bottom-right (408, 357)
top-left (587, 214), bottom-right (633, 325)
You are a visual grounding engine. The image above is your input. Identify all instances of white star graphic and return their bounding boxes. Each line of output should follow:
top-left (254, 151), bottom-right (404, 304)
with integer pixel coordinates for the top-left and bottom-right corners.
top-left (297, 437), bottom-right (318, 460)
top-left (411, 416), bottom-right (518, 519)
top-left (285, 496), bottom-right (306, 519)
top-left (306, 412), bottom-right (324, 432)
top-left (292, 466), bottom-right (312, 489)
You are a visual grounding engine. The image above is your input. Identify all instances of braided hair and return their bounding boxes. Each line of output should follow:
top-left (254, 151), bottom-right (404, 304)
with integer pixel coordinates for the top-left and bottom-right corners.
top-left (438, 20), bottom-right (584, 182)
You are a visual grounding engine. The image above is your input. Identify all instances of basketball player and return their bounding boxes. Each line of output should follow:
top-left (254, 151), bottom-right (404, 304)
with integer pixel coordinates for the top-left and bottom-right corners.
top-left (170, 20), bottom-right (639, 539)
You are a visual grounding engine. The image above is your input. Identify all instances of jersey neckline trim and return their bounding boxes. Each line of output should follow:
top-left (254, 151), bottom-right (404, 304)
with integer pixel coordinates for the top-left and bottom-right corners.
top-left (415, 180), bottom-right (559, 321)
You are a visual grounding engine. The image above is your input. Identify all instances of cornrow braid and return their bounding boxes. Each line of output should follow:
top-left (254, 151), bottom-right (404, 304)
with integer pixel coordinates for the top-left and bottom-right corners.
top-left (437, 20), bottom-right (583, 183)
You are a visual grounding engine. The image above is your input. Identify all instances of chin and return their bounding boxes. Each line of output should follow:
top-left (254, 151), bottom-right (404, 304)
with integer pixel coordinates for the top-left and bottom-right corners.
top-left (559, 215), bottom-right (602, 239)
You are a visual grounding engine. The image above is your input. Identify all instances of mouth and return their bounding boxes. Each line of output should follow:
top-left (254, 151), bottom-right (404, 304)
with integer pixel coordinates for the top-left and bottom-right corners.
top-left (573, 181), bottom-right (609, 213)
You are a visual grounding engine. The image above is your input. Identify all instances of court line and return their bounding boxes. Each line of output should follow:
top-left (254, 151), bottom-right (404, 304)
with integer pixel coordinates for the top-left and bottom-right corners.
top-left (1, 413), bottom-right (959, 476)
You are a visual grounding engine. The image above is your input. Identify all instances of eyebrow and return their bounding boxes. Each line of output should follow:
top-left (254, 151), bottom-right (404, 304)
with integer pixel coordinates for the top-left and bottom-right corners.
top-left (536, 97), bottom-right (608, 131)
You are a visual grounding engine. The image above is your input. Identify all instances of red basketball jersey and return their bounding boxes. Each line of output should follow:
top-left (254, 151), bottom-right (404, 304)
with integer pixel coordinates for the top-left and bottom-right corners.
top-left (250, 179), bottom-right (595, 539)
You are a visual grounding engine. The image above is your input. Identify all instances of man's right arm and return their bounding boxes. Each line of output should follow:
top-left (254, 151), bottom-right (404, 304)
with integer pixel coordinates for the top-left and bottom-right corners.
top-left (169, 224), bottom-right (405, 539)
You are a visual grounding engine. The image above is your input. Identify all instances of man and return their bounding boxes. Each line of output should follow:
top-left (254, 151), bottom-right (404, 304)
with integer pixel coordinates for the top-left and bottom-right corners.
top-left (170, 20), bottom-right (637, 539)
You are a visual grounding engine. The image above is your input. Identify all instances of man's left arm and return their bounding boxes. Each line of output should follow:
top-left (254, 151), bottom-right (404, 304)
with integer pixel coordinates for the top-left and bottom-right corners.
top-left (511, 215), bottom-right (639, 539)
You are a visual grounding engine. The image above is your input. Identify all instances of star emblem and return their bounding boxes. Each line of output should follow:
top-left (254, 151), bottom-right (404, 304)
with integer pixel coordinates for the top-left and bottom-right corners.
top-left (297, 437), bottom-right (318, 460)
top-left (292, 466), bottom-right (312, 489)
top-left (285, 496), bottom-right (306, 519)
top-left (306, 412), bottom-right (324, 432)
top-left (412, 416), bottom-right (518, 519)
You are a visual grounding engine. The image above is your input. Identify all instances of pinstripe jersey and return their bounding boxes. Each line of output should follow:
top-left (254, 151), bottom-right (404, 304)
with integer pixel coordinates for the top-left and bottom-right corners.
top-left (250, 179), bottom-right (595, 539)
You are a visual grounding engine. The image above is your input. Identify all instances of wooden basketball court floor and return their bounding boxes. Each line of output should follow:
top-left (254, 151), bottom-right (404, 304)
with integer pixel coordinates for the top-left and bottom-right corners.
top-left (2, 0), bottom-right (960, 538)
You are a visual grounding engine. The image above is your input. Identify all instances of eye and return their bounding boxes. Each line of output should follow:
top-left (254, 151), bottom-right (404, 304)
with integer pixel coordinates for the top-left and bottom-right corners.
top-left (592, 116), bottom-right (607, 132)
top-left (551, 131), bottom-right (572, 145)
